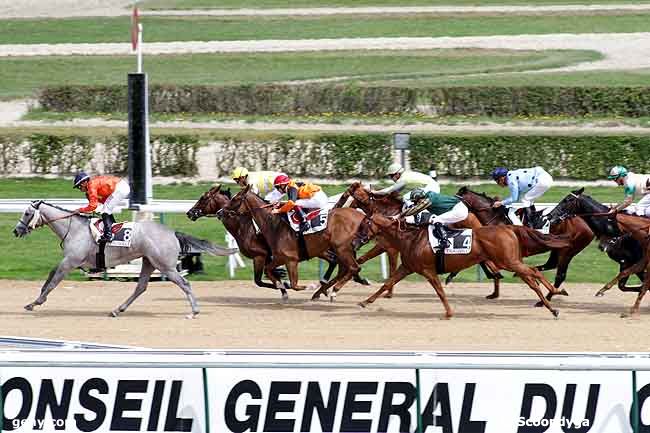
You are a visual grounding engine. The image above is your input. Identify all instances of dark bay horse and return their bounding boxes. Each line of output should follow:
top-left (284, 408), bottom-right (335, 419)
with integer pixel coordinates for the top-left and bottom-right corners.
top-left (359, 213), bottom-right (571, 319)
top-left (227, 186), bottom-right (366, 300)
top-left (546, 188), bottom-right (646, 295)
top-left (457, 187), bottom-right (594, 298)
top-left (335, 182), bottom-right (502, 297)
top-left (545, 189), bottom-right (650, 317)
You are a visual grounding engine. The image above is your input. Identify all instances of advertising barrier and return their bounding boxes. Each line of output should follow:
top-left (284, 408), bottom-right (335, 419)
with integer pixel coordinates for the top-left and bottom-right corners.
top-left (0, 350), bottom-right (648, 433)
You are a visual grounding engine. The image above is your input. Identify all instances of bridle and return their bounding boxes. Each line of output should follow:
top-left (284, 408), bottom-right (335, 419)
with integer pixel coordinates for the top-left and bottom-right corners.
top-left (18, 201), bottom-right (77, 248)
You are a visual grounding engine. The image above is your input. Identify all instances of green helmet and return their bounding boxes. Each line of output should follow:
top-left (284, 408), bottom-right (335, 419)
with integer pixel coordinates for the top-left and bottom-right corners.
top-left (608, 165), bottom-right (628, 180)
top-left (411, 188), bottom-right (426, 202)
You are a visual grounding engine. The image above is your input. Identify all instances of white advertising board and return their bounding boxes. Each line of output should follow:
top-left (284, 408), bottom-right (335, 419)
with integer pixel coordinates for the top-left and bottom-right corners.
top-left (1, 367), bottom-right (205, 433)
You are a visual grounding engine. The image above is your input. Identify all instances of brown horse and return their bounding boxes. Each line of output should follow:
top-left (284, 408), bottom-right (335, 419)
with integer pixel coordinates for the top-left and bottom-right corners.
top-left (457, 187), bottom-right (594, 300)
top-left (335, 182), bottom-right (503, 297)
top-left (227, 185), bottom-right (366, 299)
top-left (359, 213), bottom-right (571, 319)
top-left (187, 184), bottom-right (368, 299)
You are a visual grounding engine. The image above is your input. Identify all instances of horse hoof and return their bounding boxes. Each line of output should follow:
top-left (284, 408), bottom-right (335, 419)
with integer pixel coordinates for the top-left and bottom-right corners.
top-left (595, 291), bottom-right (605, 297)
top-left (329, 293), bottom-right (337, 303)
top-left (109, 310), bottom-right (120, 318)
top-left (358, 302), bottom-right (367, 308)
top-left (621, 312), bottom-right (640, 319)
top-left (559, 289), bottom-right (569, 296)
top-left (186, 312), bottom-right (198, 319)
top-left (24, 304), bottom-right (34, 311)
top-left (534, 300), bottom-right (544, 308)
top-left (552, 309), bottom-right (560, 319)
top-left (486, 293), bottom-right (499, 300)
top-left (281, 293), bottom-right (289, 302)
top-left (355, 278), bottom-right (371, 286)
top-left (441, 315), bottom-right (452, 320)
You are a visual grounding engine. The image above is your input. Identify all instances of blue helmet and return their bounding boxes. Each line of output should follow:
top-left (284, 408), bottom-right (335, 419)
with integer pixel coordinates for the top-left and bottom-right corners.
top-left (491, 167), bottom-right (508, 180)
top-left (73, 171), bottom-right (90, 189)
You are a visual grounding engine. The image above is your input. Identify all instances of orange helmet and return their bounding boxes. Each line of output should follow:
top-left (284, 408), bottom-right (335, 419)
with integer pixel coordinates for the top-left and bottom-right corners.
top-left (273, 174), bottom-right (291, 186)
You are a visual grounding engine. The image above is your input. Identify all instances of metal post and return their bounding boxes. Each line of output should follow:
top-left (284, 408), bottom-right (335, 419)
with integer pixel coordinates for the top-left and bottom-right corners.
top-left (137, 24), bottom-right (143, 74)
top-left (127, 72), bottom-right (152, 208)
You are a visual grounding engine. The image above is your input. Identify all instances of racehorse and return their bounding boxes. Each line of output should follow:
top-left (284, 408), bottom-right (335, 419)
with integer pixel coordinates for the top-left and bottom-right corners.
top-left (546, 188), bottom-right (646, 294)
top-left (456, 186), bottom-right (594, 298)
top-left (226, 186), bottom-right (365, 299)
top-left (13, 201), bottom-right (236, 318)
top-left (187, 185), bottom-right (370, 300)
top-left (334, 182), bottom-right (503, 298)
top-left (358, 212), bottom-right (571, 319)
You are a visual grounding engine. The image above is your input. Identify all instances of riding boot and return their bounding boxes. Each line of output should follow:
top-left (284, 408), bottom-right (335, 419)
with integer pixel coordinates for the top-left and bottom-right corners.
top-left (522, 207), bottom-right (535, 228)
top-left (295, 207), bottom-right (310, 233)
top-left (433, 222), bottom-right (450, 248)
top-left (352, 218), bottom-right (370, 250)
top-left (100, 212), bottom-right (113, 242)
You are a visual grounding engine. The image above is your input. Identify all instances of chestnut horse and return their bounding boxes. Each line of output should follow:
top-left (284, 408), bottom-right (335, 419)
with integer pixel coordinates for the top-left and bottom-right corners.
top-left (359, 213), bottom-right (571, 319)
top-left (456, 186), bottom-right (594, 299)
top-left (187, 185), bottom-right (369, 299)
top-left (227, 185), bottom-right (366, 298)
top-left (334, 182), bottom-right (502, 297)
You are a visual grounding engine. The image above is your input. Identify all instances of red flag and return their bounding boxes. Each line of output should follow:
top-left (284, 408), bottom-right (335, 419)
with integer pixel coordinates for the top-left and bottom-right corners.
top-left (131, 5), bottom-right (139, 51)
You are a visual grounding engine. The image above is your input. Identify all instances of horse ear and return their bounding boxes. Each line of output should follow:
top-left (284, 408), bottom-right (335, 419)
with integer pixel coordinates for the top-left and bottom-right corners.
top-left (572, 187), bottom-right (584, 195)
top-left (458, 186), bottom-right (467, 194)
top-left (215, 184), bottom-right (221, 192)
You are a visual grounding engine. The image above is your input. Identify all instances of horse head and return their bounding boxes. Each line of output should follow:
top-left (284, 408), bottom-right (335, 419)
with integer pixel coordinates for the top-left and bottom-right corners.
top-left (546, 187), bottom-right (587, 225)
top-left (13, 201), bottom-right (44, 237)
top-left (187, 184), bottom-right (231, 221)
top-left (456, 187), bottom-right (508, 224)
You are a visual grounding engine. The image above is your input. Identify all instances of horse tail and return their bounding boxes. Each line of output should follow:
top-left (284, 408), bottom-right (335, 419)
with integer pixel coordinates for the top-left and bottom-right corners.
top-left (175, 232), bottom-right (238, 256)
top-left (512, 226), bottom-right (572, 250)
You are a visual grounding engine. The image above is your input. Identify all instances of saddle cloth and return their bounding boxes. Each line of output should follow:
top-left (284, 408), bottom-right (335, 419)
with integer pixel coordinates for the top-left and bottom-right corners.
top-left (89, 218), bottom-right (135, 247)
top-left (427, 226), bottom-right (473, 254)
top-left (288, 209), bottom-right (328, 235)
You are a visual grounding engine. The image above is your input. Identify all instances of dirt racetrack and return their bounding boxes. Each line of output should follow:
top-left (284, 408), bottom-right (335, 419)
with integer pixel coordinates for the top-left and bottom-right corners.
top-left (1, 279), bottom-right (649, 352)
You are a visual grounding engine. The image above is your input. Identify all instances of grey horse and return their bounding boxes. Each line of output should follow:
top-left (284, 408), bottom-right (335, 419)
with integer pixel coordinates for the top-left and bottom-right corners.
top-left (13, 200), bottom-right (237, 318)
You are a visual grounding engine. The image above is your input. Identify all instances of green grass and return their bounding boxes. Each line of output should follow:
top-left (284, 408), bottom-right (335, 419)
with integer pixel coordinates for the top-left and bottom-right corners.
top-left (2, 14), bottom-right (650, 45)
top-left (141, 0), bottom-right (650, 9)
top-left (0, 177), bottom-right (627, 283)
top-left (0, 49), bottom-right (597, 99)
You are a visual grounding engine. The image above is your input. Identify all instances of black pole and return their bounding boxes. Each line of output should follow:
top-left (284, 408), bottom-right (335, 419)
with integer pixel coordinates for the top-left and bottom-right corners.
top-left (128, 72), bottom-right (150, 208)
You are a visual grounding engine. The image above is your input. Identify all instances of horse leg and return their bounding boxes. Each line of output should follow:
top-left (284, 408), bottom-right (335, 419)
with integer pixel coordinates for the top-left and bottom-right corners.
top-left (536, 250), bottom-right (558, 272)
top-left (359, 264), bottom-right (412, 308)
top-left (422, 268), bottom-right (453, 319)
top-left (382, 248), bottom-right (400, 298)
top-left (596, 257), bottom-right (648, 297)
top-left (110, 257), bottom-right (154, 317)
top-left (254, 256), bottom-right (288, 301)
top-left (162, 268), bottom-right (200, 319)
top-left (285, 260), bottom-right (306, 291)
top-left (617, 264), bottom-right (644, 292)
top-left (329, 247), bottom-right (361, 302)
top-left (622, 268), bottom-right (650, 318)
top-left (25, 258), bottom-right (77, 311)
top-left (482, 261), bottom-right (502, 300)
top-left (508, 263), bottom-right (559, 317)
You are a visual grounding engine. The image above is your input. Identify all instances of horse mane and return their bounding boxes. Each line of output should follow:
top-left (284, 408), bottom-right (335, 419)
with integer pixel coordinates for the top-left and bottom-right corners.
top-left (456, 187), bottom-right (495, 203)
top-left (38, 201), bottom-right (89, 217)
top-left (580, 193), bottom-right (609, 212)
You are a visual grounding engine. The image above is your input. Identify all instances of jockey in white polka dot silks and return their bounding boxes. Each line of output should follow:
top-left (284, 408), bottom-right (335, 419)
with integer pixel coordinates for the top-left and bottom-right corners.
top-left (399, 188), bottom-right (469, 248)
top-left (608, 165), bottom-right (650, 217)
top-left (231, 166), bottom-right (283, 203)
top-left (491, 166), bottom-right (554, 228)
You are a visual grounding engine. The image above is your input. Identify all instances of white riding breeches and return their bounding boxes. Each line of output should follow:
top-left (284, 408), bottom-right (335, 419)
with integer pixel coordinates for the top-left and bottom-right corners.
top-left (431, 202), bottom-right (469, 225)
top-left (295, 190), bottom-right (328, 210)
top-left (635, 194), bottom-right (650, 217)
top-left (264, 189), bottom-right (284, 203)
top-left (102, 179), bottom-right (130, 214)
top-left (522, 170), bottom-right (553, 206)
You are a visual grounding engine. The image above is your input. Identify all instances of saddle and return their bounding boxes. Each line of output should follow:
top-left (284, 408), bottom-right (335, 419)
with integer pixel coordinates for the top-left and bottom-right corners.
top-left (89, 219), bottom-right (135, 247)
top-left (287, 208), bottom-right (328, 234)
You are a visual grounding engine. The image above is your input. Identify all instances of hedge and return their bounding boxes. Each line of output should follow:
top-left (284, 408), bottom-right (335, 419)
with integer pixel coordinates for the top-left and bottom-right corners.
top-left (409, 136), bottom-right (650, 180)
top-left (40, 84), bottom-right (650, 117)
top-left (0, 132), bottom-right (392, 178)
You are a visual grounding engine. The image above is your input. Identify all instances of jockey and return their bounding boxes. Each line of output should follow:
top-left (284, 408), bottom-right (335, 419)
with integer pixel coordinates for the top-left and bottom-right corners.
top-left (608, 166), bottom-right (650, 217)
top-left (400, 188), bottom-right (469, 248)
top-left (491, 166), bottom-right (553, 228)
top-left (373, 163), bottom-right (440, 202)
top-left (271, 174), bottom-right (328, 232)
top-left (74, 172), bottom-right (130, 242)
top-left (231, 166), bottom-right (283, 202)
